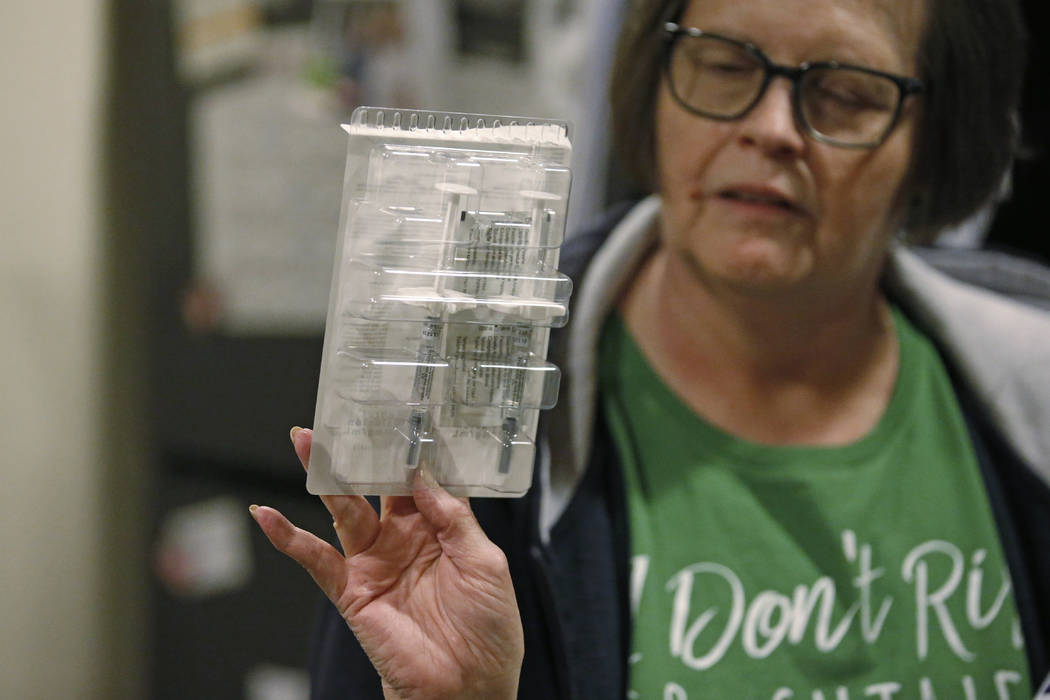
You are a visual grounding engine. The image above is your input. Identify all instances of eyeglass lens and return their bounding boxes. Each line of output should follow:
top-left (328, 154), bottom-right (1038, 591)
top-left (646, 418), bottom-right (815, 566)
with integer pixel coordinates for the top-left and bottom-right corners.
top-left (668, 34), bottom-right (902, 146)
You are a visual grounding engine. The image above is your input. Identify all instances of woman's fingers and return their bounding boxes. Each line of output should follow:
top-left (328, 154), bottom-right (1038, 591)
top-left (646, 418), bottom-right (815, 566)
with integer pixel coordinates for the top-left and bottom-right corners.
top-left (250, 505), bottom-right (347, 603)
top-left (286, 427), bottom-right (382, 556)
top-left (327, 495), bottom-right (382, 557)
top-left (410, 468), bottom-right (495, 560)
top-left (380, 493), bottom-right (423, 519)
top-left (290, 426), bottom-right (312, 468)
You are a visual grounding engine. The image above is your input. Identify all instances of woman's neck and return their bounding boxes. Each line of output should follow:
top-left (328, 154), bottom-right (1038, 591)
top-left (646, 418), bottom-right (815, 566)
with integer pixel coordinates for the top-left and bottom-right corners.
top-left (620, 247), bottom-right (899, 446)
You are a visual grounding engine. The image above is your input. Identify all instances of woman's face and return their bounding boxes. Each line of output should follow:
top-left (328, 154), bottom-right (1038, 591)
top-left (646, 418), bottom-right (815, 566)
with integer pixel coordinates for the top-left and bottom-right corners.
top-left (655, 0), bottom-right (925, 301)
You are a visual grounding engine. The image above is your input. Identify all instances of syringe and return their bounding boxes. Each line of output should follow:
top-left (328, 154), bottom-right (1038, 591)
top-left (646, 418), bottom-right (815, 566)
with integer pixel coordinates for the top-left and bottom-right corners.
top-left (496, 324), bottom-right (533, 474)
top-left (405, 318), bottom-right (442, 466)
top-left (495, 190), bottom-right (558, 473)
top-left (404, 182), bottom-right (476, 467)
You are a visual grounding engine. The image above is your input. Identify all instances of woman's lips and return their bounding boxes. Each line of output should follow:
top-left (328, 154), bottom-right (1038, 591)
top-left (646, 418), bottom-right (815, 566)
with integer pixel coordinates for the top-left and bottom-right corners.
top-left (708, 184), bottom-right (810, 217)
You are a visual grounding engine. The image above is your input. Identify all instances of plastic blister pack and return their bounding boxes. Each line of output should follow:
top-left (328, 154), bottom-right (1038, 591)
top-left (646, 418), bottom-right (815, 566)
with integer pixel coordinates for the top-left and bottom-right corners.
top-left (307, 107), bottom-right (573, 497)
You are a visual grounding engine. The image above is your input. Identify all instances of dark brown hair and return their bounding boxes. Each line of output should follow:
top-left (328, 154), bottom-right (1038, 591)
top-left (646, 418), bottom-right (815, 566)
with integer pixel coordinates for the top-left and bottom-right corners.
top-left (609, 0), bottom-right (1027, 242)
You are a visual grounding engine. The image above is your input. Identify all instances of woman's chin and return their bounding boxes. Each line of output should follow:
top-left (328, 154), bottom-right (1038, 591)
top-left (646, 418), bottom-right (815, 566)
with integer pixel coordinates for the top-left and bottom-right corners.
top-left (694, 242), bottom-right (813, 296)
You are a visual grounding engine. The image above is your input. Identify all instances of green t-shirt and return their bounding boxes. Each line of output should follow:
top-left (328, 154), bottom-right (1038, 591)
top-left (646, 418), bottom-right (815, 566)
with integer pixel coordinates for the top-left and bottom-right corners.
top-left (600, 309), bottom-right (1030, 699)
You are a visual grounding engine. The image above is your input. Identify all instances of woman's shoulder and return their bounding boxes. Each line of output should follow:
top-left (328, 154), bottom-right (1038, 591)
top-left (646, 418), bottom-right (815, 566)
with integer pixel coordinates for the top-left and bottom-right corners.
top-left (903, 245), bottom-right (1050, 312)
top-left (886, 244), bottom-right (1050, 481)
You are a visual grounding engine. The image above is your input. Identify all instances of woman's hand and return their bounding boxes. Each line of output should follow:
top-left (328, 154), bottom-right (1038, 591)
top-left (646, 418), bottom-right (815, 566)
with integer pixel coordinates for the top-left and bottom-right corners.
top-left (251, 427), bottom-right (524, 699)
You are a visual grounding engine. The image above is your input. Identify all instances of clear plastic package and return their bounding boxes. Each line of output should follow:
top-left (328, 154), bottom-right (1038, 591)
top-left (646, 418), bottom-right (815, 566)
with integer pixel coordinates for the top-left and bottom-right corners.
top-left (307, 107), bottom-right (573, 497)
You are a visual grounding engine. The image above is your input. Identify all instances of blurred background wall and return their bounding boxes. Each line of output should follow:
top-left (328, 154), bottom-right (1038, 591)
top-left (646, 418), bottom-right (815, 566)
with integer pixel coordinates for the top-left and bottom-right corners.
top-left (0, 2), bottom-right (126, 699)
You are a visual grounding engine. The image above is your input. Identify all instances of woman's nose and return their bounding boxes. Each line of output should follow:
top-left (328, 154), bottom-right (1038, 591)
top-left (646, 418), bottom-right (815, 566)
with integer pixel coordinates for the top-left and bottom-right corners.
top-left (736, 79), bottom-right (806, 157)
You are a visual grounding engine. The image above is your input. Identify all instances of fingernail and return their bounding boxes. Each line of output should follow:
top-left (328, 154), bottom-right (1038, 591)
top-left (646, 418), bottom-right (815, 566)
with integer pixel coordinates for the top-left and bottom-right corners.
top-left (249, 504), bottom-right (259, 518)
top-left (290, 426), bottom-right (302, 443)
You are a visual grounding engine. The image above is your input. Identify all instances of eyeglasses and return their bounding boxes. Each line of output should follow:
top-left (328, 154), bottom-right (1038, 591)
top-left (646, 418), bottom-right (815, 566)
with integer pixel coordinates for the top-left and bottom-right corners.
top-left (662, 23), bottom-right (927, 149)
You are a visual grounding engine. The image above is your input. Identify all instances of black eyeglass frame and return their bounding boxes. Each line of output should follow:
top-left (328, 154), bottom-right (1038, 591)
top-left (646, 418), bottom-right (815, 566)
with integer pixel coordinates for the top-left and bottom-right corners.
top-left (661, 23), bottom-right (928, 149)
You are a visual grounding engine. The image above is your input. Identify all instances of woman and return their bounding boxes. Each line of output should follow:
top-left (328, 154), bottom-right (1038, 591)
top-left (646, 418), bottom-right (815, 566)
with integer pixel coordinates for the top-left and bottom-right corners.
top-left (252, 0), bottom-right (1050, 697)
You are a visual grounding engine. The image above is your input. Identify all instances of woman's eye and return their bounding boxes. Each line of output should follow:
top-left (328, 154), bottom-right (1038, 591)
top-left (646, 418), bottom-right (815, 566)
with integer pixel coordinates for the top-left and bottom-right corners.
top-left (707, 61), bottom-right (752, 74)
top-left (818, 86), bottom-right (868, 107)
top-left (693, 52), bottom-right (755, 75)
top-left (811, 75), bottom-right (895, 111)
